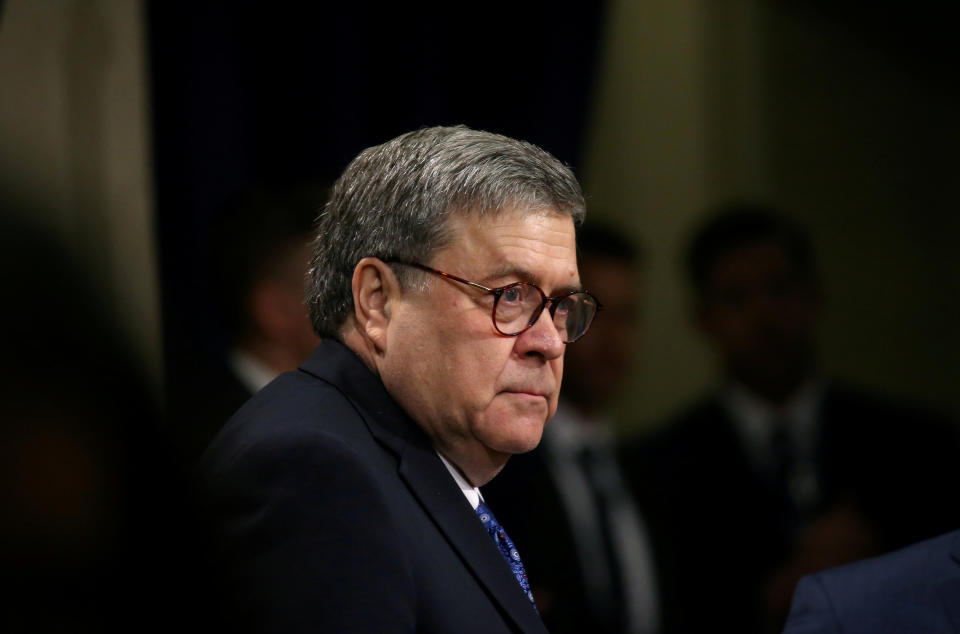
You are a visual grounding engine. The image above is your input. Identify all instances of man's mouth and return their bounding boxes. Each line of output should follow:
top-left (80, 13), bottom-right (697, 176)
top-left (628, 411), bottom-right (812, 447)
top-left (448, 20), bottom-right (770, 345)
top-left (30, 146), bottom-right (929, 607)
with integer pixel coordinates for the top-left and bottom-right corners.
top-left (503, 389), bottom-right (549, 399)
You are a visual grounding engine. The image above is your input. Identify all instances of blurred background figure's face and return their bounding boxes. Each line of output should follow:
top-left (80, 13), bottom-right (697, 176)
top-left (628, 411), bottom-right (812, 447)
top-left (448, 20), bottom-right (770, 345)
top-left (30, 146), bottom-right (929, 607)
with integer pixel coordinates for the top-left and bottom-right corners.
top-left (697, 241), bottom-right (819, 402)
top-left (281, 239), bottom-right (322, 362)
top-left (246, 236), bottom-right (321, 365)
top-left (562, 254), bottom-right (642, 413)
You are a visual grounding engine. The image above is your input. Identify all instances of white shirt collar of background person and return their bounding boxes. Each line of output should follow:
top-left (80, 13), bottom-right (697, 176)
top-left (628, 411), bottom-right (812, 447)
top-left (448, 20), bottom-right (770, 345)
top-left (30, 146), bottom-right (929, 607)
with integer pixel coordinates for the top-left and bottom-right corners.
top-left (722, 375), bottom-right (825, 505)
top-left (228, 347), bottom-right (280, 394)
top-left (542, 399), bottom-right (661, 634)
top-left (544, 396), bottom-right (616, 456)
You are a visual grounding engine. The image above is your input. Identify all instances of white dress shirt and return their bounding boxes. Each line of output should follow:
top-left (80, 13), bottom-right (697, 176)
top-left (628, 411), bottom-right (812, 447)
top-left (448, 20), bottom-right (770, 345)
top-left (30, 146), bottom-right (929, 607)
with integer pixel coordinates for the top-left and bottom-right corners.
top-left (438, 452), bottom-right (483, 510)
top-left (720, 377), bottom-right (825, 512)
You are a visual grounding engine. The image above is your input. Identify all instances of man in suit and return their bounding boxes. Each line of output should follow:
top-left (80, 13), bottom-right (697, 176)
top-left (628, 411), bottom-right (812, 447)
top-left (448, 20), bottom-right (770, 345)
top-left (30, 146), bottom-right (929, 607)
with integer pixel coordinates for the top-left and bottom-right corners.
top-left (484, 223), bottom-right (662, 634)
top-left (624, 204), bottom-right (960, 633)
top-left (197, 126), bottom-right (602, 632)
top-left (783, 528), bottom-right (960, 633)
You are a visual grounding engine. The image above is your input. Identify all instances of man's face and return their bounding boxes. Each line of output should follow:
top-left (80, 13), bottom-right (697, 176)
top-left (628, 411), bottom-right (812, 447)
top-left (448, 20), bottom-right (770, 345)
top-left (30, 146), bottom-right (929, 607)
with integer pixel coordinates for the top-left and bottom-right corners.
top-left (698, 242), bottom-right (819, 397)
top-left (379, 207), bottom-right (578, 483)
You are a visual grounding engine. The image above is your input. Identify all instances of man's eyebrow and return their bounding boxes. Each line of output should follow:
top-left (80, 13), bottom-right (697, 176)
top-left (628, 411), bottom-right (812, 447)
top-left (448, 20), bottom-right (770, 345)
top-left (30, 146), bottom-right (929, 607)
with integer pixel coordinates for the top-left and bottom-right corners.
top-left (482, 265), bottom-right (582, 294)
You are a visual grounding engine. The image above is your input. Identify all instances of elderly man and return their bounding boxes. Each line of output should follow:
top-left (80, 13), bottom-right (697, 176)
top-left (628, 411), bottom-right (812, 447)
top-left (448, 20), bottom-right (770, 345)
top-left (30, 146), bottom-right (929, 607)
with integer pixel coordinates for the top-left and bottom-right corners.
top-left (197, 126), bottom-right (599, 633)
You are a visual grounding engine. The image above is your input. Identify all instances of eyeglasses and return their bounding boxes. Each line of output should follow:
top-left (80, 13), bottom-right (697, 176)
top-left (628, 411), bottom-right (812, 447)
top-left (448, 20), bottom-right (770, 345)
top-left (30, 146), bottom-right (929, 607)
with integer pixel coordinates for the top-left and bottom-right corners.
top-left (393, 262), bottom-right (602, 344)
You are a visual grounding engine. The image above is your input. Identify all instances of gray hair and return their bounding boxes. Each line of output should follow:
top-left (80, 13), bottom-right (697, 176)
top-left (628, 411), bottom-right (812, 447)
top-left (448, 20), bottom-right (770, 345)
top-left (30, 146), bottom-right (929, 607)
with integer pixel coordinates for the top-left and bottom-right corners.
top-left (306, 125), bottom-right (586, 338)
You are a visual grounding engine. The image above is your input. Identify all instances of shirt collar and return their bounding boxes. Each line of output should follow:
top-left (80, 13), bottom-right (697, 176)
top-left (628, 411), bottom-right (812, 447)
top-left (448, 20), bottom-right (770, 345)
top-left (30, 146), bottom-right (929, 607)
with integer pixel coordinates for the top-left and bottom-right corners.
top-left (721, 376), bottom-right (825, 464)
top-left (228, 348), bottom-right (279, 394)
top-left (543, 399), bottom-right (615, 455)
top-left (437, 452), bottom-right (483, 510)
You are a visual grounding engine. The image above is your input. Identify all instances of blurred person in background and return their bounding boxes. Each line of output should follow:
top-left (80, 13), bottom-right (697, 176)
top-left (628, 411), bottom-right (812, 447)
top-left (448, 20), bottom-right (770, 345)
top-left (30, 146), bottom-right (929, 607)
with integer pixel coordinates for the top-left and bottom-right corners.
top-left (0, 204), bottom-right (170, 633)
top-left (166, 184), bottom-right (323, 463)
top-left (485, 222), bottom-right (663, 634)
top-left (624, 203), bottom-right (960, 633)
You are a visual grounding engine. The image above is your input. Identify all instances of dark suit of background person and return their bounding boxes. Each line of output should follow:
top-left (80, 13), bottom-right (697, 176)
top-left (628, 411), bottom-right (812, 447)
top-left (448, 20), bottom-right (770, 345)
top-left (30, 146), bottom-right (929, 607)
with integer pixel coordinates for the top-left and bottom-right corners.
top-left (485, 223), bottom-right (663, 634)
top-left (196, 126), bottom-right (603, 632)
top-left (623, 205), bottom-right (960, 634)
top-left (166, 186), bottom-right (322, 464)
top-left (783, 528), bottom-right (960, 634)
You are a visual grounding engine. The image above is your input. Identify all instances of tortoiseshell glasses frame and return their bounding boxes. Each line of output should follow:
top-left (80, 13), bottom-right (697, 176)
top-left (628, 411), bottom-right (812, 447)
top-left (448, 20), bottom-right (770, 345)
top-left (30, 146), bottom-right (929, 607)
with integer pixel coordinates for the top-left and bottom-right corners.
top-left (390, 261), bottom-right (602, 344)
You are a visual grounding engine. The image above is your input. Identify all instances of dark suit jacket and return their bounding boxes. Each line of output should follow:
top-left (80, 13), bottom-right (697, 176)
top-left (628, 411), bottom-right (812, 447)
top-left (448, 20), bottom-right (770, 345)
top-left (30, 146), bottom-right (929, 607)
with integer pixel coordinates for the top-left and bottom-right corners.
top-left (623, 384), bottom-right (960, 634)
top-left (783, 529), bottom-right (960, 633)
top-left (167, 355), bottom-right (253, 464)
top-left (197, 339), bottom-right (548, 633)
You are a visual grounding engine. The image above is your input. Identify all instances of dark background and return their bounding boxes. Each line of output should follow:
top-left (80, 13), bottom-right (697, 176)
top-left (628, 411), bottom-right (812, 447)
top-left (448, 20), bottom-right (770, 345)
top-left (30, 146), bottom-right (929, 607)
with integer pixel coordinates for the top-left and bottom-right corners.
top-left (148, 1), bottom-right (608, 381)
top-left (2, 2), bottom-right (959, 632)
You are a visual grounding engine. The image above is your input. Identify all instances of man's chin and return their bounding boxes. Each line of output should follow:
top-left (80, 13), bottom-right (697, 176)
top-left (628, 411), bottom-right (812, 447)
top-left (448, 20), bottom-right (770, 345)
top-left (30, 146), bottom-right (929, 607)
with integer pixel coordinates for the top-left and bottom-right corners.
top-left (487, 426), bottom-right (546, 456)
top-left (475, 403), bottom-right (549, 456)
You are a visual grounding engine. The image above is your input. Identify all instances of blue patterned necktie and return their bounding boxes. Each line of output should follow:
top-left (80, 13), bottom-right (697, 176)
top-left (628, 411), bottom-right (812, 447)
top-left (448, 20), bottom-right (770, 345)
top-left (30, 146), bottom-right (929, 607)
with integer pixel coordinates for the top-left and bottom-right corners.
top-left (475, 500), bottom-right (537, 610)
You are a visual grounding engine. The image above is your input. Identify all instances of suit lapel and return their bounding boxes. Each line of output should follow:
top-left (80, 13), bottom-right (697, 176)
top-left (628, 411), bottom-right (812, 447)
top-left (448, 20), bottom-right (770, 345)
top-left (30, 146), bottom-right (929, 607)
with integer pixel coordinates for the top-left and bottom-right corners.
top-left (941, 532), bottom-right (960, 633)
top-left (302, 341), bottom-right (547, 634)
top-left (397, 443), bottom-right (547, 634)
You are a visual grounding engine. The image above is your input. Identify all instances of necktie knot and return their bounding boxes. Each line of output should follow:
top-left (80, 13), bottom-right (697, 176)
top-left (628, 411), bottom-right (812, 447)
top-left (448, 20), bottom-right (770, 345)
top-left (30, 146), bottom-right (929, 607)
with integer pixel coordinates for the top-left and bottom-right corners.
top-left (475, 501), bottom-right (537, 610)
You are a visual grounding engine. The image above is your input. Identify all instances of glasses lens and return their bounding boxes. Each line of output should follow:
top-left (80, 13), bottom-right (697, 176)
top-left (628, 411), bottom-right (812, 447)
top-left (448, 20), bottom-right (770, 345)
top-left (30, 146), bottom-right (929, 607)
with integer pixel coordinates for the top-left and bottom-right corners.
top-left (494, 284), bottom-right (599, 342)
top-left (554, 292), bottom-right (598, 343)
top-left (494, 283), bottom-right (543, 335)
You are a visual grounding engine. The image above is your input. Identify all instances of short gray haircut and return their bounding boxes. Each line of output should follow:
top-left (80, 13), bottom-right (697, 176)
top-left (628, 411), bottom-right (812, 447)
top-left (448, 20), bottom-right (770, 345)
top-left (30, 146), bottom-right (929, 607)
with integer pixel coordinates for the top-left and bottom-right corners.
top-left (306, 125), bottom-right (586, 338)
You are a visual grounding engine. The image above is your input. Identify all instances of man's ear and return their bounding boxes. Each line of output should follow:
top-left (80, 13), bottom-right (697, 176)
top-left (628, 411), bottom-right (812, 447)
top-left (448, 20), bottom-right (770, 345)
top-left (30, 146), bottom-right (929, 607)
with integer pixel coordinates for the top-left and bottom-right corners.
top-left (351, 257), bottom-right (400, 353)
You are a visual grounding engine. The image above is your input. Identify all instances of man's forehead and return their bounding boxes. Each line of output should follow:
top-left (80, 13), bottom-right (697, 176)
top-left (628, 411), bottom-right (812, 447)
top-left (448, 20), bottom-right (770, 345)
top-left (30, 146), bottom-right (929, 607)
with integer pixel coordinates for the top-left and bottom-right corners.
top-left (439, 210), bottom-right (580, 288)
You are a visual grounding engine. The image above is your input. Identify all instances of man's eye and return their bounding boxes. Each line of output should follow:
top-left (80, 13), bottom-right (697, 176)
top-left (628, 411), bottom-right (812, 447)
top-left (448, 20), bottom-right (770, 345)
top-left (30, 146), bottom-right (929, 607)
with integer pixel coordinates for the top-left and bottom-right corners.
top-left (502, 287), bottom-right (523, 303)
top-left (554, 297), bottom-right (572, 315)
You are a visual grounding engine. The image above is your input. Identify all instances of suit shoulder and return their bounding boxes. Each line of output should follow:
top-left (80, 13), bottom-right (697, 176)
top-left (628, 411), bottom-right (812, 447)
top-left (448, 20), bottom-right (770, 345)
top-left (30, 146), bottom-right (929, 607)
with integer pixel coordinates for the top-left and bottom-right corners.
top-left (786, 530), bottom-right (960, 633)
top-left (199, 369), bottom-right (378, 483)
top-left (791, 529), bottom-right (960, 633)
top-left (818, 528), bottom-right (960, 592)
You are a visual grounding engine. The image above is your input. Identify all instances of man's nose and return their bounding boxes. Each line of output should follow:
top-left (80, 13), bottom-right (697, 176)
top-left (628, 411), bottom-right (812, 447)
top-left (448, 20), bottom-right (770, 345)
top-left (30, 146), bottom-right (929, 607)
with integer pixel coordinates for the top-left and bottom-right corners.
top-left (515, 307), bottom-right (565, 360)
